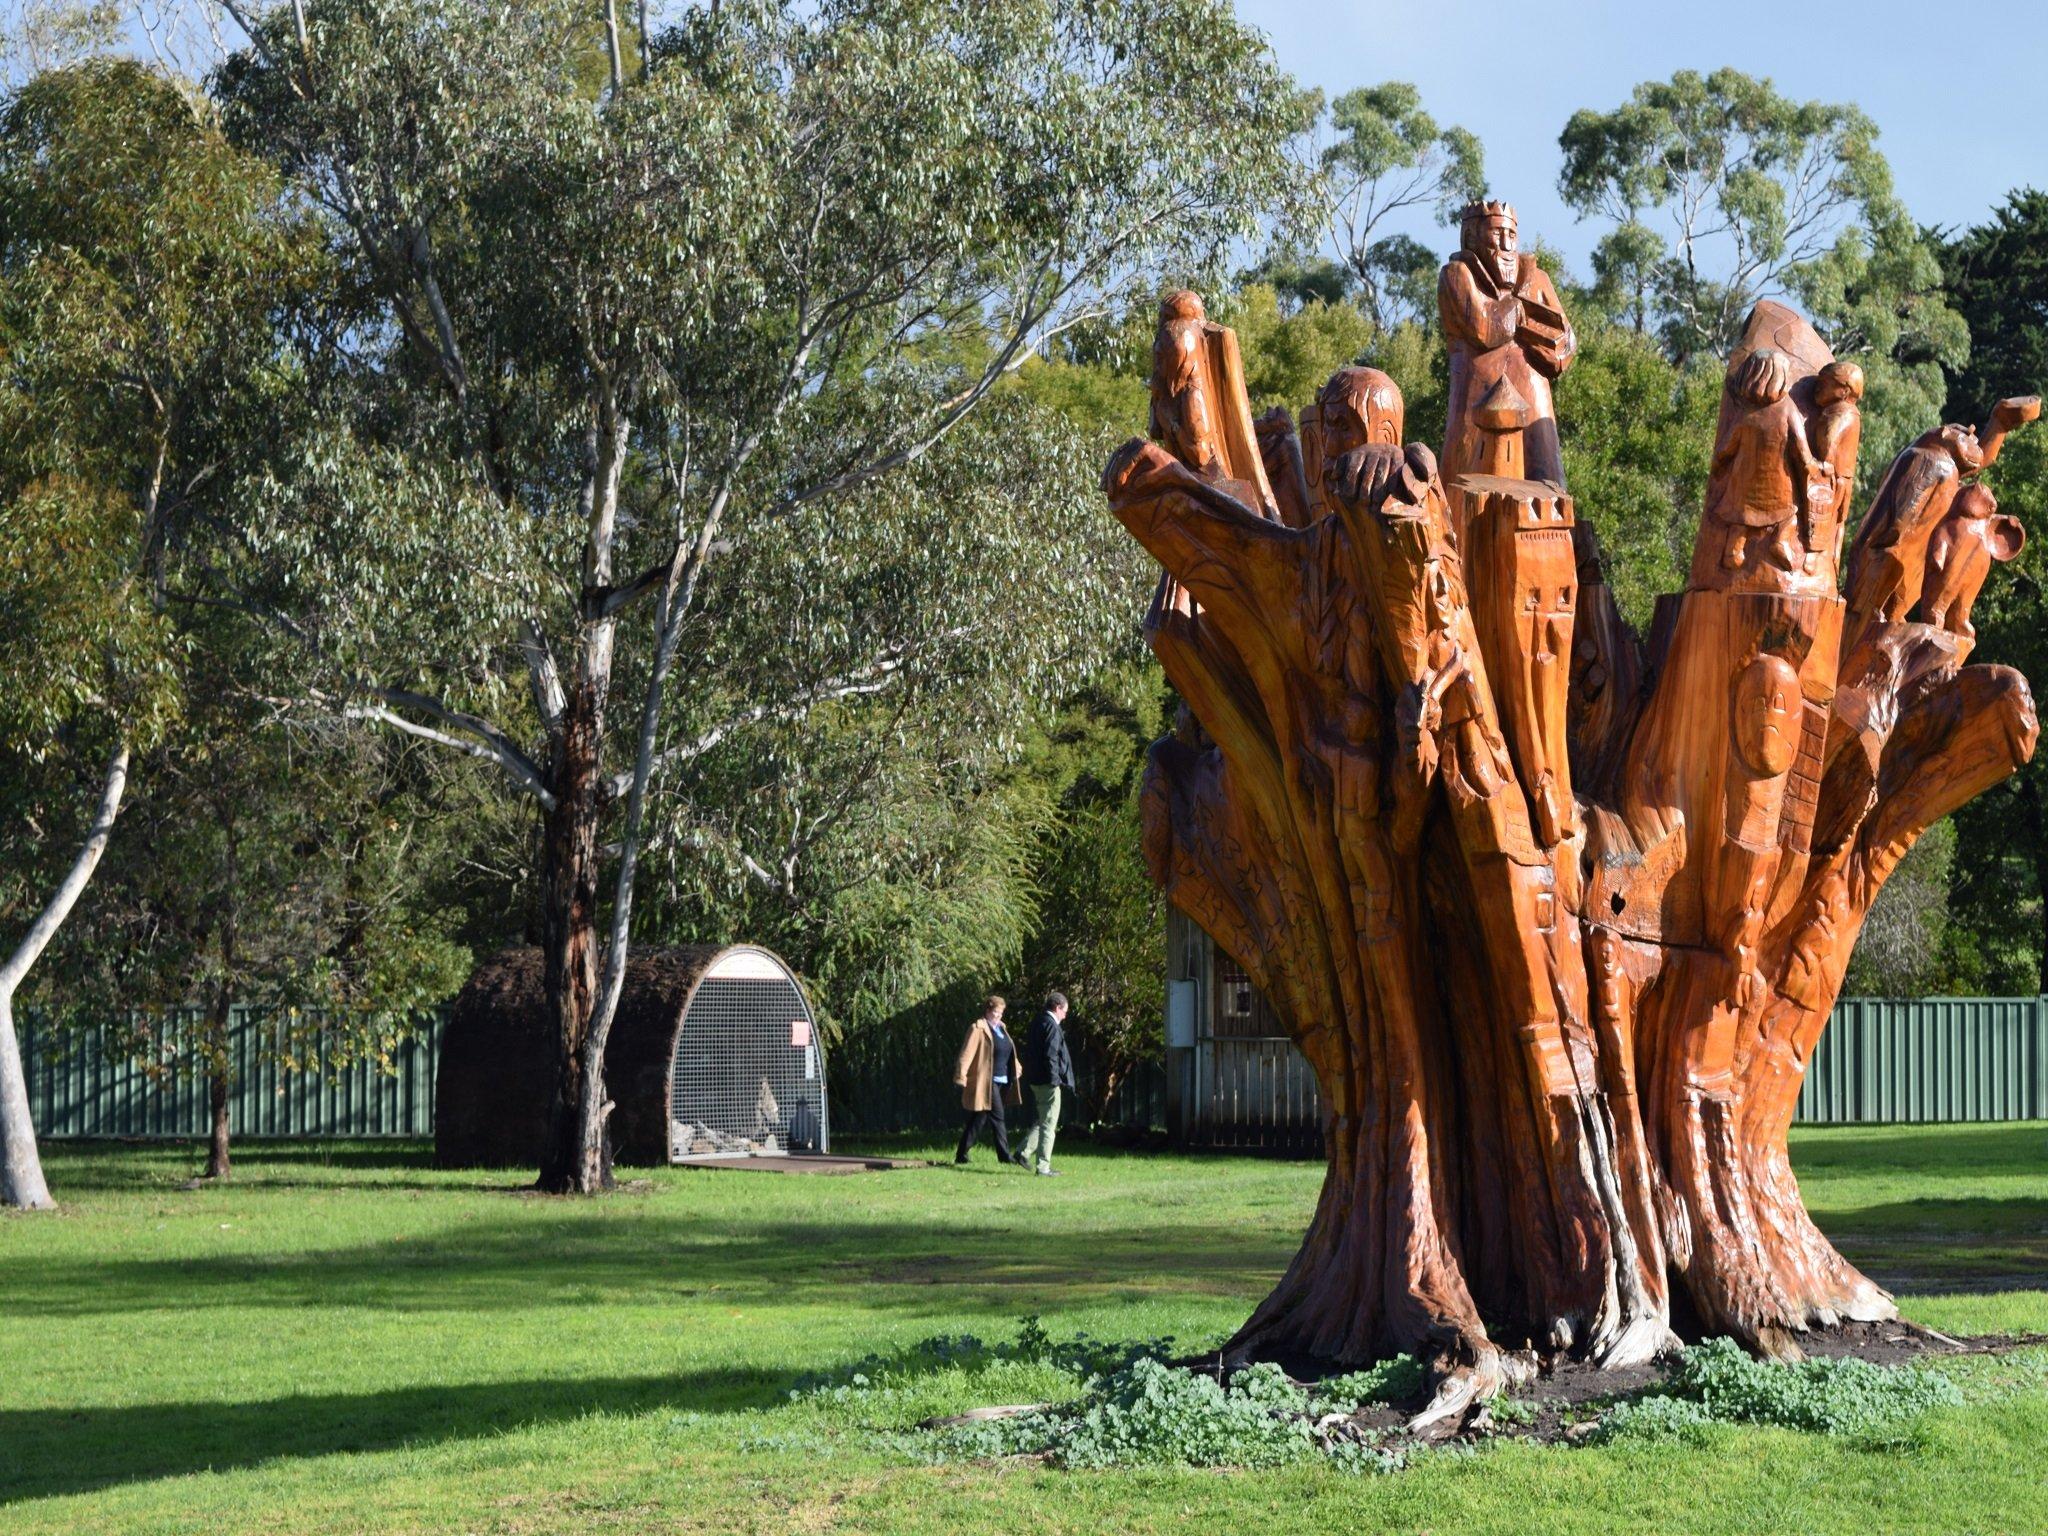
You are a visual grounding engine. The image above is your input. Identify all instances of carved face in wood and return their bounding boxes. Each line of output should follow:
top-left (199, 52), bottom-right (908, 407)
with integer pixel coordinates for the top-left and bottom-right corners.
top-left (1815, 360), bottom-right (1865, 407)
top-left (1938, 422), bottom-right (1986, 476)
top-left (1309, 365), bottom-right (1404, 474)
top-left (1519, 571), bottom-right (1575, 662)
top-left (1461, 202), bottom-right (1519, 289)
top-left (1734, 654), bottom-right (1801, 777)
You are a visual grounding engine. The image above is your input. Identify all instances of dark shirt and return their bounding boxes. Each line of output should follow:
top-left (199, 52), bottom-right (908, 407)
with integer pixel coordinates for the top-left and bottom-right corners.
top-left (1024, 1009), bottom-right (1075, 1090)
top-left (990, 1021), bottom-right (1015, 1085)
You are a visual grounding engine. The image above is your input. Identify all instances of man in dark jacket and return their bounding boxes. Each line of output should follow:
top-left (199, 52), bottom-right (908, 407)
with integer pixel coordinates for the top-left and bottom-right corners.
top-left (1019, 991), bottom-right (1075, 1176)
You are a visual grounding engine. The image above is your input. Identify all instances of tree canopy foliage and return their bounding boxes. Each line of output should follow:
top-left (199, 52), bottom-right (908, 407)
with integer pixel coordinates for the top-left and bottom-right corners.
top-left (0, 58), bottom-right (325, 1204)
top-left (1557, 68), bottom-right (1965, 480)
top-left (197, 0), bottom-right (1308, 1188)
top-left (1272, 82), bottom-right (1484, 328)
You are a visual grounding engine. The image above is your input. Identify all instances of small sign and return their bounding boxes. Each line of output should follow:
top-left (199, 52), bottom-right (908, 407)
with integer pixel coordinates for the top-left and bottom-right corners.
top-left (790, 1019), bottom-right (811, 1048)
top-left (1166, 979), bottom-right (1197, 1048)
top-left (804, 1043), bottom-right (818, 1082)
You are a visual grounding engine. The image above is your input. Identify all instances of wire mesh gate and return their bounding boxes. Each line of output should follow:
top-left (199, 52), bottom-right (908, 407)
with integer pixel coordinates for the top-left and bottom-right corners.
top-left (668, 970), bottom-right (829, 1158)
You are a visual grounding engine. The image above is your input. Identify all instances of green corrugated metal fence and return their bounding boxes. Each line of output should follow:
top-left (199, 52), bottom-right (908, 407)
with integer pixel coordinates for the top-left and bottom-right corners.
top-left (22, 1007), bottom-right (442, 1139)
top-left (18, 995), bottom-right (2048, 1138)
top-left (1797, 995), bottom-right (2048, 1123)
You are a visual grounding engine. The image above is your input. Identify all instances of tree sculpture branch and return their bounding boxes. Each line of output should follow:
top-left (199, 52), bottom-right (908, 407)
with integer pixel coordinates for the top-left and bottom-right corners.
top-left (1104, 215), bottom-right (2040, 1426)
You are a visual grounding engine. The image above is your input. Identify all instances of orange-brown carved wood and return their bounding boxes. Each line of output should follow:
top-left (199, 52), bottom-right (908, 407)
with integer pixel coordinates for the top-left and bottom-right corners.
top-left (1106, 202), bottom-right (2042, 1420)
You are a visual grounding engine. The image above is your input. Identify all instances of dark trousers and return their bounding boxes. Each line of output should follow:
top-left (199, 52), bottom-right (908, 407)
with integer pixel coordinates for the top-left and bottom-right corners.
top-left (955, 1095), bottom-right (1014, 1163)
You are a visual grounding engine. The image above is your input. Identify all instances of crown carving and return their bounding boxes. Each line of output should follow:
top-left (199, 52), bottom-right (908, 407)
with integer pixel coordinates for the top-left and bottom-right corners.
top-left (1460, 199), bottom-right (1517, 232)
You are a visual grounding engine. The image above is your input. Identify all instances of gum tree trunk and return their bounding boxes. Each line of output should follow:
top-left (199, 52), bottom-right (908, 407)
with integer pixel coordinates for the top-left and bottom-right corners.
top-left (0, 741), bottom-right (132, 1210)
top-left (1106, 296), bottom-right (2039, 1414)
top-left (533, 405), bottom-right (626, 1197)
top-left (204, 840), bottom-right (240, 1183)
top-left (0, 991), bottom-right (53, 1212)
top-left (206, 1063), bottom-right (232, 1181)
top-left (533, 677), bottom-right (614, 1196)
top-left (203, 968), bottom-right (233, 1182)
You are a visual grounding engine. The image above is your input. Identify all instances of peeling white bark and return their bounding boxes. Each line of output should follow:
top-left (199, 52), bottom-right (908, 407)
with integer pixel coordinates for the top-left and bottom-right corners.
top-left (0, 740), bottom-right (131, 1210)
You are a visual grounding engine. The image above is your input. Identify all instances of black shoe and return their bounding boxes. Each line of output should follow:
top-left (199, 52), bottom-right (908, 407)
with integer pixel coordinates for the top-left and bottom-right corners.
top-left (954, 1156), bottom-right (970, 1165)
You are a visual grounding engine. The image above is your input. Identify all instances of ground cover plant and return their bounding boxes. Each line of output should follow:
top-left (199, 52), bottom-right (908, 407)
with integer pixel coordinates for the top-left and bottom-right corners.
top-left (1, 1123), bottom-right (2045, 1535)
top-left (824, 1329), bottom-right (1978, 1471)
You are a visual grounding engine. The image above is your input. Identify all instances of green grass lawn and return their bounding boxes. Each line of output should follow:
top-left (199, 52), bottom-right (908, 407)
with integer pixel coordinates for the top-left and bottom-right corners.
top-left (3, 1123), bottom-right (2045, 1535)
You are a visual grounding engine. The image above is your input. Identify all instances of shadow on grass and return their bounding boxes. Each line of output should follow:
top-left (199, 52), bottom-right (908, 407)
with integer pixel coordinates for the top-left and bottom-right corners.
top-left (1790, 1122), bottom-right (2048, 1173)
top-left (0, 1205), bottom-right (1290, 1320)
top-left (1817, 1195), bottom-right (2048, 1294)
top-left (0, 1369), bottom-right (769, 1506)
top-left (33, 1139), bottom-right (447, 1195)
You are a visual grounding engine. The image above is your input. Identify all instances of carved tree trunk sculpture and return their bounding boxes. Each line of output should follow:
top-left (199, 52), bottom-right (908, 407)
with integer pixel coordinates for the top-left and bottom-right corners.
top-left (1108, 276), bottom-right (2040, 1418)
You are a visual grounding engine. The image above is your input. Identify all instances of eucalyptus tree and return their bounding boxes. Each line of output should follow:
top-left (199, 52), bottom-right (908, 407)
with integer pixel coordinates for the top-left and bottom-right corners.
top-left (43, 630), bottom-right (484, 1181)
top-left (0, 60), bottom-right (315, 1208)
top-left (1259, 83), bottom-right (1483, 328)
top-left (207, 0), bottom-right (1311, 1191)
top-left (1557, 68), bottom-right (1965, 471)
top-left (1320, 84), bottom-right (1483, 329)
top-left (1938, 191), bottom-right (2048, 991)
top-left (1, 0), bottom-right (118, 84)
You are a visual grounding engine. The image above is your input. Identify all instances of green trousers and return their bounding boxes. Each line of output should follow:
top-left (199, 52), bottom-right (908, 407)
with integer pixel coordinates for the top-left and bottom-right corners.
top-left (1020, 1085), bottom-right (1062, 1173)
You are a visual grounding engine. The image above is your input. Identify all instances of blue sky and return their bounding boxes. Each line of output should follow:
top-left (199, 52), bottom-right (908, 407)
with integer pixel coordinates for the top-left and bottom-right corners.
top-left (1236, 0), bottom-right (2048, 275)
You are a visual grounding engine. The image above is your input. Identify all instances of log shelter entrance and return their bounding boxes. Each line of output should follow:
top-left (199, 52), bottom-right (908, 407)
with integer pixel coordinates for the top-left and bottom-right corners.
top-left (435, 943), bottom-right (829, 1169)
top-left (668, 947), bottom-right (829, 1160)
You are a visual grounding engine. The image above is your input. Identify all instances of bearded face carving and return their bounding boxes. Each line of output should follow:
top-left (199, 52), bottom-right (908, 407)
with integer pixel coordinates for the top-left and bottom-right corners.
top-left (1465, 207), bottom-right (1519, 290)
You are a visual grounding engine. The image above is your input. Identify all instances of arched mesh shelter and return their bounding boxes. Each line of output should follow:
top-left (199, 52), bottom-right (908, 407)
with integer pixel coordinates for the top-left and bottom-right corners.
top-left (435, 944), bottom-right (828, 1168)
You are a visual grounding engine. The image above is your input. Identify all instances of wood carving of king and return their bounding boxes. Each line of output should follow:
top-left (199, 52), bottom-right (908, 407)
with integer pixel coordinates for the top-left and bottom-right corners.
top-left (1439, 200), bottom-right (1577, 492)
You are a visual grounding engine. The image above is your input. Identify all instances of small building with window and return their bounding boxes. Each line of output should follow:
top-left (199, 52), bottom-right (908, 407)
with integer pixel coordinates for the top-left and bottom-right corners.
top-left (1164, 909), bottom-right (1322, 1153)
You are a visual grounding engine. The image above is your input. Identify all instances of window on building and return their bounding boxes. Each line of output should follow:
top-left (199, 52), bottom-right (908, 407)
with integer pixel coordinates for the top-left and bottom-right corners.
top-left (1210, 951), bottom-right (1282, 1038)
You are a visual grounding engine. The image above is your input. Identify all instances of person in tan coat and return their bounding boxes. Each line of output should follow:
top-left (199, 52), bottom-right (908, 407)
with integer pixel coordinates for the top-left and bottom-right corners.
top-left (953, 994), bottom-right (1024, 1166)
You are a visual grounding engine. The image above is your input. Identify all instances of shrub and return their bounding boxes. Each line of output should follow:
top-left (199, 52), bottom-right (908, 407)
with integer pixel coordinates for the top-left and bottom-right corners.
top-left (1489, 1394), bottom-right (1537, 1427)
top-left (1315, 1355), bottom-right (1424, 1411)
top-left (925, 1350), bottom-right (1424, 1472)
top-left (1592, 1337), bottom-right (1964, 1442)
top-left (1056, 1359), bottom-right (1317, 1470)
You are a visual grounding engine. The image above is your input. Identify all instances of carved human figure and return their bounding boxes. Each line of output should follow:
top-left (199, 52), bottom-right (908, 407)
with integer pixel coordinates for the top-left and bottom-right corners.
top-left (1438, 200), bottom-right (1575, 490)
top-left (1147, 289), bottom-right (1278, 515)
top-left (1920, 482), bottom-right (2025, 647)
top-left (1301, 365), bottom-right (1404, 516)
top-left (1783, 870), bottom-right (1851, 1010)
top-left (1691, 348), bottom-right (1824, 589)
top-left (1806, 360), bottom-right (1865, 574)
top-left (1150, 289), bottom-right (1223, 478)
top-left (1255, 408), bottom-right (1315, 527)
